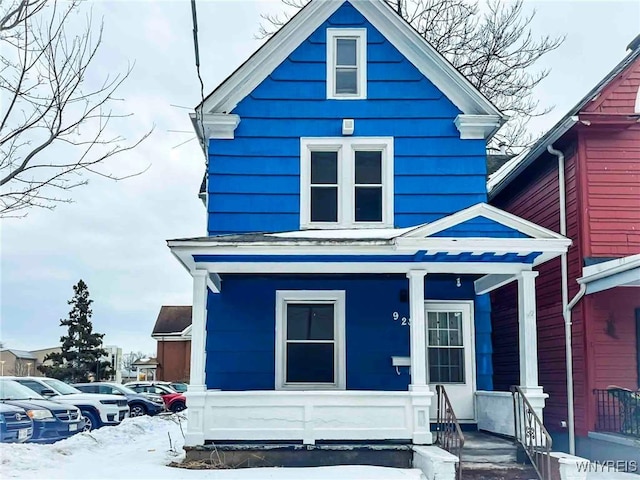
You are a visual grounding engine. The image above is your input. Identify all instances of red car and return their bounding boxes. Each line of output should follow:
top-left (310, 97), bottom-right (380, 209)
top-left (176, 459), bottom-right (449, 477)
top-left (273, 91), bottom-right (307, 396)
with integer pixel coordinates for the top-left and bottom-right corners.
top-left (124, 382), bottom-right (186, 412)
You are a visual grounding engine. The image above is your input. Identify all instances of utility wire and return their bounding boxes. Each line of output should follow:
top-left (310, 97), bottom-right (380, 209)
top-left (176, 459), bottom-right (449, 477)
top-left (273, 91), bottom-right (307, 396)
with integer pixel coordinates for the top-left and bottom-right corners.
top-left (190, 0), bottom-right (207, 157)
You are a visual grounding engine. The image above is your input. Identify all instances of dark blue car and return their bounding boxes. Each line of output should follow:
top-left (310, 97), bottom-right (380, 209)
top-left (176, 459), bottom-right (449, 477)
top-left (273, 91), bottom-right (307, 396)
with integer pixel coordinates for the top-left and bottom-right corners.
top-left (73, 382), bottom-right (165, 417)
top-left (0, 380), bottom-right (84, 444)
top-left (0, 403), bottom-right (33, 443)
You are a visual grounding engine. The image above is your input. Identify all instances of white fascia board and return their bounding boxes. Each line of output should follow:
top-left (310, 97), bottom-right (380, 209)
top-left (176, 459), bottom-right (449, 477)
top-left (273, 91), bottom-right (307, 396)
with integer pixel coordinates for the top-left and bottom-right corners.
top-left (582, 269), bottom-right (640, 295)
top-left (352, 0), bottom-right (505, 120)
top-left (201, 1), bottom-right (342, 114)
top-left (152, 335), bottom-right (191, 342)
top-left (194, 261), bottom-right (530, 275)
top-left (578, 254), bottom-right (640, 292)
top-left (402, 203), bottom-right (568, 240)
top-left (454, 115), bottom-right (503, 140)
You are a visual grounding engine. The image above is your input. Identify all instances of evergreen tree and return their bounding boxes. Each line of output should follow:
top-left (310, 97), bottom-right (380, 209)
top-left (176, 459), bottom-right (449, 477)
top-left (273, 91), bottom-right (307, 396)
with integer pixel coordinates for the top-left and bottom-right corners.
top-left (39, 280), bottom-right (112, 382)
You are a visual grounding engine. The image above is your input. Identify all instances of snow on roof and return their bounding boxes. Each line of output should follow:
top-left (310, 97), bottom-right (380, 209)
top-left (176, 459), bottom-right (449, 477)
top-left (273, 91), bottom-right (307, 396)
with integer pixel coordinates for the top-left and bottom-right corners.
top-left (0, 348), bottom-right (37, 360)
top-left (267, 227), bottom-right (415, 240)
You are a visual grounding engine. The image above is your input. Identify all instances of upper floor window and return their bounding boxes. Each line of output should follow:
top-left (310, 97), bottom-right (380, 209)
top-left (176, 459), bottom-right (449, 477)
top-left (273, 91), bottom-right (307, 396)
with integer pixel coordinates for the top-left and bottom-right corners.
top-left (326, 28), bottom-right (367, 99)
top-left (300, 137), bottom-right (394, 229)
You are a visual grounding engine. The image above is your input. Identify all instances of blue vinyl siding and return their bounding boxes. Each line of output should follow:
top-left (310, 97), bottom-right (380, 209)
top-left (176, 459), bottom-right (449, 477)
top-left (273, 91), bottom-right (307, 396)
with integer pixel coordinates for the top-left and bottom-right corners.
top-left (431, 217), bottom-right (530, 238)
top-left (206, 2), bottom-right (487, 236)
top-left (205, 274), bottom-right (492, 391)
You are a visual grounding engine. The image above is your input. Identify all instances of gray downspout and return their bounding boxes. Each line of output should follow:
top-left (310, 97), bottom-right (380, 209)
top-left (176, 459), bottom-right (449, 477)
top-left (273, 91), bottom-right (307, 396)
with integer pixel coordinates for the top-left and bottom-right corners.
top-left (547, 144), bottom-right (577, 455)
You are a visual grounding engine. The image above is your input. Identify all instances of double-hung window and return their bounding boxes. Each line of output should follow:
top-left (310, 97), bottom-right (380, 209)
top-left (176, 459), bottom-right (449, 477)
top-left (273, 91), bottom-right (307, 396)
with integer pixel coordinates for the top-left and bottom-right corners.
top-left (301, 137), bottom-right (394, 229)
top-left (275, 291), bottom-right (346, 390)
top-left (327, 29), bottom-right (367, 99)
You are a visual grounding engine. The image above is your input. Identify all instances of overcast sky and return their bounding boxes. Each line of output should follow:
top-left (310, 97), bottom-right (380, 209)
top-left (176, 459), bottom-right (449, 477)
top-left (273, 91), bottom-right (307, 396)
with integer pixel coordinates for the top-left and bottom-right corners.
top-left (1, 0), bottom-right (639, 357)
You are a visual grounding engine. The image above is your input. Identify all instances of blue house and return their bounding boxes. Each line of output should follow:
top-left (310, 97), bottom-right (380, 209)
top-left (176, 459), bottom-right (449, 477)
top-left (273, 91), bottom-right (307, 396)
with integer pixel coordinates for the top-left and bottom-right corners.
top-left (169, 0), bottom-right (571, 452)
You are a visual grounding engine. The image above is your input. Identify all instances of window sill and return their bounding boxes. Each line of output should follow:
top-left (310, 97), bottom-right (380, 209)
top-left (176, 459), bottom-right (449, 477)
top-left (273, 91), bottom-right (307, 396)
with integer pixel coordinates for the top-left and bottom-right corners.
top-left (276, 384), bottom-right (345, 391)
top-left (301, 223), bottom-right (394, 230)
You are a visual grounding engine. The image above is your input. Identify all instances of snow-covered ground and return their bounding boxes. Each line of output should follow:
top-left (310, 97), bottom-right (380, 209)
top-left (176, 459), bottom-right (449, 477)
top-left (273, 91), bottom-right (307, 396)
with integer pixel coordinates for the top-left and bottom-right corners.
top-left (0, 413), bottom-right (423, 480)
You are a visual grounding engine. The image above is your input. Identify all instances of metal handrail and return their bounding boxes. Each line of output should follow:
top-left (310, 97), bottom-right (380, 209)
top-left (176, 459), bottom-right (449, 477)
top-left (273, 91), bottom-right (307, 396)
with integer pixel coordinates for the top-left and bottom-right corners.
top-left (435, 384), bottom-right (465, 480)
top-left (510, 386), bottom-right (552, 480)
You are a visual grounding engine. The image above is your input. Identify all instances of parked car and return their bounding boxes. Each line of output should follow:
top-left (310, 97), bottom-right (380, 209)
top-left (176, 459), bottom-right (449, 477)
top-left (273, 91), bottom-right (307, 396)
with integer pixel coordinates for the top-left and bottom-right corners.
top-left (73, 382), bottom-right (165, 417)
top-left (7, 376), bottom-right (129, 431)
top-left (0, 379), bottom-right (83, 443)
top-left (169, 382), bottom-right (188, 393)
top-left (124, 382), bottom-right (186, 412)
top-left (0, 403), bottom-right (33, 443)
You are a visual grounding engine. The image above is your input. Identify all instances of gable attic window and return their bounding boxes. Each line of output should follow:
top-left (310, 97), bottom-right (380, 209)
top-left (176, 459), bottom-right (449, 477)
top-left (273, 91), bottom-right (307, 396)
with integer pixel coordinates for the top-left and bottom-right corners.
top-left (300, 137), bottom-right (394, 229)
top-left (327, 28), bottom-right (367, 99)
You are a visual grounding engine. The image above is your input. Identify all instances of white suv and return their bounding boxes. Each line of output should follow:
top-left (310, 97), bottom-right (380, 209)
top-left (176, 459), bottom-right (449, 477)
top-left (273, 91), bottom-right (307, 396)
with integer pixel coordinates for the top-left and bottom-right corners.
top-left (8, 377), bottom-right (129, 431)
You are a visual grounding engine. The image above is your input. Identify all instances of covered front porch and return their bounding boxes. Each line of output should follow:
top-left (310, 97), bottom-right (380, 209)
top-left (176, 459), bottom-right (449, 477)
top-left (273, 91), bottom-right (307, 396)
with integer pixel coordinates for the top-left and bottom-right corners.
top-left (169, 204), bottom-right (570, 447)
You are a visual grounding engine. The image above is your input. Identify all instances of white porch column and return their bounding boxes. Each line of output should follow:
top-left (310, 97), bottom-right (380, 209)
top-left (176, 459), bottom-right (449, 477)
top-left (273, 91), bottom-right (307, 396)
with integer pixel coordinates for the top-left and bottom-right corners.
top-left (185, 269), bottom-right (209, 447)
top-left (407, 270), bottom-right (433, 445)
top-left (517, 270), bottom-right (547, 416)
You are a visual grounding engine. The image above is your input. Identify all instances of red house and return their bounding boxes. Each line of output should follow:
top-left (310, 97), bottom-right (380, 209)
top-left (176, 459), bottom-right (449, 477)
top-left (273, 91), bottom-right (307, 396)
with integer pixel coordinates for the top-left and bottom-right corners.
top-left (152, 306), bottom-right (192, 383)
top-left (488, 36), bottom-right (640, 462)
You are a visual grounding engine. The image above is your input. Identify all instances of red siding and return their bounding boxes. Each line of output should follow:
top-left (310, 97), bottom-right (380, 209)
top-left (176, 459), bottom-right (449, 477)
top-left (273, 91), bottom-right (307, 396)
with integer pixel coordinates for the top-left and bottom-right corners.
top-left (583, 289), bottom-right (640, 432)
top-left (156, 340), bottom-right (191, 382)
top-left (580, 127), bottom-right (640, 257)
top-left (491, 151), bottom-right (586, 434)
top-left (579, 53), bottom-right (640, 257)
top-left (584, 59), bottom-right (640, 114)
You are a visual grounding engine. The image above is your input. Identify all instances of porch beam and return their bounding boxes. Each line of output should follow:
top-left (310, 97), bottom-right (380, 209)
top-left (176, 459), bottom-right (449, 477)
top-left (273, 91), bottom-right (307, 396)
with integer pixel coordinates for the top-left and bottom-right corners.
top-left (517, 270), bottom-right (540, 389)
top-left (474, 273), bottom-right (517, 295)
top-left (208, 273), bottom-right (222, 293)
top-left (194, 262), bottom-right (531, 275)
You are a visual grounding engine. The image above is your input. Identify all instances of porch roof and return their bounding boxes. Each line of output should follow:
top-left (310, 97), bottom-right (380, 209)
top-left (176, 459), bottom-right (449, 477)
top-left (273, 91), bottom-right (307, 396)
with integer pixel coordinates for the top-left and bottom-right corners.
top-left (578, 254), bottom-right (640, 294)
top-left (168, 204), bottom-right (570, 278)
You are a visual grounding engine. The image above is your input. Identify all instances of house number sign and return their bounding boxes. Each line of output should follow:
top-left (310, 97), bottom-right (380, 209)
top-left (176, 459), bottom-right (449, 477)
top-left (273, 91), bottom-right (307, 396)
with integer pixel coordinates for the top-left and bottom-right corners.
top-left (392, 311), bottom-right (410, 326)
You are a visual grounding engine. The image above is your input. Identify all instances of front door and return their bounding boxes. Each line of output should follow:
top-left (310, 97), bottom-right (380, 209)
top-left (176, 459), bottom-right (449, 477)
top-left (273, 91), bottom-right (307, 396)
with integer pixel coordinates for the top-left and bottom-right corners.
top-left (426, 301), bottom-right (475, 421)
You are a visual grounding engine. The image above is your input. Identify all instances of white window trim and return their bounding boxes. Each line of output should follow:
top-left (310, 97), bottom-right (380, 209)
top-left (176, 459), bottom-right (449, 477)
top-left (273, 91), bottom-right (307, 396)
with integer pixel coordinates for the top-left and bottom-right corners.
top-left (326, 28), bottom-right (367, 100)
top-left (424, 300), bottom-right (476, 390)
top-left (300, 137), bottom-right (394, 229)
top-left (275, 290), bottom-right (346, 390)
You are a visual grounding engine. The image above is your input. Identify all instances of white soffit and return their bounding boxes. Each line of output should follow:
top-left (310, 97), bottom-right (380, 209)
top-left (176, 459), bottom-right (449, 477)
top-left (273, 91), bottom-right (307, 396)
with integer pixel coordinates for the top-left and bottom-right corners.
top-left (200, 0), bottom-right (505, 121)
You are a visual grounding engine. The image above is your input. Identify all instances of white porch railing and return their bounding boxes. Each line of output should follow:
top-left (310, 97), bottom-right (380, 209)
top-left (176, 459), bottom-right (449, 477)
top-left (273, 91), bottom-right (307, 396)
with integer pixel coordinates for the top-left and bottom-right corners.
top-left (185, 390), bottom-right (418, 446)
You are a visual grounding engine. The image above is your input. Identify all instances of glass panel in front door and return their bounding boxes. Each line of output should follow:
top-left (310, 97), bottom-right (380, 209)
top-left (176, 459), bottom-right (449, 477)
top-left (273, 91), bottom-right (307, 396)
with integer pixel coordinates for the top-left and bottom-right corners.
top-left (427, 311), bottom-right (465, 383)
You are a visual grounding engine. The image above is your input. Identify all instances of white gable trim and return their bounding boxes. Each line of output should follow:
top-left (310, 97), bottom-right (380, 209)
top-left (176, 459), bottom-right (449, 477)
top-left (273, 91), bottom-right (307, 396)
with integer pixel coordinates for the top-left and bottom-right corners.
top-left (202, 1), bottom-right (342, 114)
top-left (401, 203), bottom-right (567, 240)
top-left (354, 1), bottom-right (503, 119)
top-left (200, 0), bottom-right (505, 126)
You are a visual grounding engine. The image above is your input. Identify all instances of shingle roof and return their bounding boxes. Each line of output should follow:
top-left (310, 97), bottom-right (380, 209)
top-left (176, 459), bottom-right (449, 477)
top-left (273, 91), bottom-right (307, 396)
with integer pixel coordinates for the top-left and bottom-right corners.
top-left (152, 306), bottom-right (192, 336)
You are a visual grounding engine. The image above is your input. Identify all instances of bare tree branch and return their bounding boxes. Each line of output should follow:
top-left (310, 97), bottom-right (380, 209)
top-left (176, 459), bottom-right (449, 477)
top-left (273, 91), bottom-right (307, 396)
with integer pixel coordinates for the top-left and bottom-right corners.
top-left (0, 0), bottom-right (152, 217)
top-left (258, 0), bottom-right (564, 153)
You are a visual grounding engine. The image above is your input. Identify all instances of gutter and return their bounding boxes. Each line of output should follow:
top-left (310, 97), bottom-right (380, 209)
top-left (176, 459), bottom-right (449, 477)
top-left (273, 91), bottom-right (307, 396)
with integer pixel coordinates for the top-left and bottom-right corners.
top-left (547, 144), bottom-right (579, 455)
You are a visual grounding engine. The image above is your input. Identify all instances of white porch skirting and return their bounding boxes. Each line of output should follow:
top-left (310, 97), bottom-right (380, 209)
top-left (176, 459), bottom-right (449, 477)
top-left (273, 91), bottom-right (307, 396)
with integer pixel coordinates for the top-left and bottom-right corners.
top-left (476, 391), bottom-right (515, 437)
top-left (184, 390), bottom-right (432, 446)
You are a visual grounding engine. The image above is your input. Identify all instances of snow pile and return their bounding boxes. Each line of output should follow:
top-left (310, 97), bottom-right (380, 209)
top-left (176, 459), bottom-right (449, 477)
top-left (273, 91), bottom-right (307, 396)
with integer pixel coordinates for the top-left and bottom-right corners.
top-left (0, 414), bottom-right (424, 480)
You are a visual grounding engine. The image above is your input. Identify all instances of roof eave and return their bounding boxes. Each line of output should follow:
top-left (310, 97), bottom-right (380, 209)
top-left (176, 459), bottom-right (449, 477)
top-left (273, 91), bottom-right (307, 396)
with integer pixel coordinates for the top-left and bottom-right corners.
top-left (487, 116), bottom-right (578, 199)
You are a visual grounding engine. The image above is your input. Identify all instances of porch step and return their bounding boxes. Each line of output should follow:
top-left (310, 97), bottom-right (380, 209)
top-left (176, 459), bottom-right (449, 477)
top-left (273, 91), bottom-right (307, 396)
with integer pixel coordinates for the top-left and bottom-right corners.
top-left (461, 432), bottom-right (537, 480)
